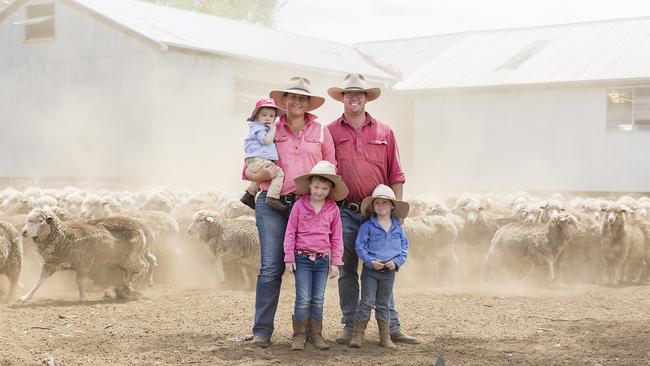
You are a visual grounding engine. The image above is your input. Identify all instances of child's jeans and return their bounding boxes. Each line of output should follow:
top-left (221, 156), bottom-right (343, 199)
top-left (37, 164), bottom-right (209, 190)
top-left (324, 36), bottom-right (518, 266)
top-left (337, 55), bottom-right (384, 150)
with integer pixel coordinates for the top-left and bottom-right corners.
top-left (355, 267), bottom-right (396, 322)
top-left (294, 253), bottom-right (330, 322)
top-left (245, 157), bottom-right (284, 199)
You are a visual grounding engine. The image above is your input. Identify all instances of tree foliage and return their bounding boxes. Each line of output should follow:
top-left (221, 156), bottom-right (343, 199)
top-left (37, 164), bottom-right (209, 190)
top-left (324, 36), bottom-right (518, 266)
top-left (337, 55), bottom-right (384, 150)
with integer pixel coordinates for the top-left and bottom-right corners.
top-left (142, 0), bottom-right (284, 27)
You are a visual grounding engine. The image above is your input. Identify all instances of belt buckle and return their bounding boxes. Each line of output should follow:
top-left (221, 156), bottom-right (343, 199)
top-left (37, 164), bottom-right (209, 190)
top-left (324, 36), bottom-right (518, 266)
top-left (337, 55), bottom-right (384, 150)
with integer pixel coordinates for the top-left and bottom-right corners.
top-left (347, 202), bottom-right (360, 213)
top-left (282, 194), bottom-right (294, 204)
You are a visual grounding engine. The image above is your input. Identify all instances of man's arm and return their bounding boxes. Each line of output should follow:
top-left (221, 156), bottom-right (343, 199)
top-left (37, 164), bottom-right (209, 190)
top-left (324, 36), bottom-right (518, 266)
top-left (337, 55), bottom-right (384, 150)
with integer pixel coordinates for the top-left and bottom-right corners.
top-left (391, 183), bottom-right (404, 201)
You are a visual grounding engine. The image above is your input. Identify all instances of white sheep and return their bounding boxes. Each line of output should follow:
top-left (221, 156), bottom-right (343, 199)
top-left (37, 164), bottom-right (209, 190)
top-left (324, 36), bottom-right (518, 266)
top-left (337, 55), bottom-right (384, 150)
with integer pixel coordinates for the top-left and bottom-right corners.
top-left (403, 214), bottom-right (458, 283)
top-left (19, 209), bottom-right (150, 303)
top-left (600, 204), bottom-right (647, 285)
top-left (0, 220), bottom-right (22, 302)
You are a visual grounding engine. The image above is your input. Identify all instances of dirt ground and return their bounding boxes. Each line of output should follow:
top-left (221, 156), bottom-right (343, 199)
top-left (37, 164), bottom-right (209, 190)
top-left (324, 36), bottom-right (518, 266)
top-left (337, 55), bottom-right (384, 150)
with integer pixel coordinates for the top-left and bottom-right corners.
top-left (2, 270), bottom-right (650, 366)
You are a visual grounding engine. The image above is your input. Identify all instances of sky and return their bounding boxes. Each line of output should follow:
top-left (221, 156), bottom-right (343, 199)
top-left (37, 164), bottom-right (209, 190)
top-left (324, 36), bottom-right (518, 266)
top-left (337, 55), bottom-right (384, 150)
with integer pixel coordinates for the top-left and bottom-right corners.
top-left (274, 0), bottom-right (650, 44)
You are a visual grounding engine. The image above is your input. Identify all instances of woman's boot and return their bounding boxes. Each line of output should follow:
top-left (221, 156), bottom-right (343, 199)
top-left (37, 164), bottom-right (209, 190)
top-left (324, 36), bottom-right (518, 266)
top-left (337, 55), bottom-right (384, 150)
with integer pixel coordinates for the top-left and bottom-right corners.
top-left (377, 319), bottom-right (397, 350)
top-left (308, 318), bottom-right (330, 350)
top-left (291, 315), bottom-right (309, 351)
top-left (348, 318), bottom-right (369, 348)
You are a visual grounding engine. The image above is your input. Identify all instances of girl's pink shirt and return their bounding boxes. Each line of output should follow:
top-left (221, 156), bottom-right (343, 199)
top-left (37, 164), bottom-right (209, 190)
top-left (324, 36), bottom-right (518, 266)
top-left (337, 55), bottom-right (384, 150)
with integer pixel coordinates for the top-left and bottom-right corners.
top-left (283, 195), bottom-right (344, 266)
top-left (259, 112), bottom-right (336, 196)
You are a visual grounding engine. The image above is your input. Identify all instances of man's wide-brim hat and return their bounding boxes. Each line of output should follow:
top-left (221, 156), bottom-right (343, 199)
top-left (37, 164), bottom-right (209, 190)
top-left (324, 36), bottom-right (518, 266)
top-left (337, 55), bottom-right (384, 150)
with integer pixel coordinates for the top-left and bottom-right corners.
top-left (360, 184), bottom-right (410, 218)
top-left (294, 160), bottom-right (349, 201)
top-left (327, 73), bottom-right (381, 102)
top-left (269, 76), bottom-right (325, 112)
top-left (247, 98), bottom-right (285, 122)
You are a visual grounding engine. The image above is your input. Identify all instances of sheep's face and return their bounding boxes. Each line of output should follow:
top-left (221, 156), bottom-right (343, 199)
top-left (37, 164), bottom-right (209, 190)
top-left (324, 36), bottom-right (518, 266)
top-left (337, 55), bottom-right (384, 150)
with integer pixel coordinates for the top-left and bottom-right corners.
top-left (462, 200), bottom-right (484, 224)
top-left (187, 210), bottom-right (215, 238)
top-left (604, 206), bottom-right (627, 225)
top-left (582, 205), bottom-right (601, 222)
top-left (22, 209), bottom-right (53, 240)
top-left (542, 202), bottom-right (564, 221)
top-left (558, 215), bottom-right (579, 237)
top-left (523, 207), bottom-right (543, 224)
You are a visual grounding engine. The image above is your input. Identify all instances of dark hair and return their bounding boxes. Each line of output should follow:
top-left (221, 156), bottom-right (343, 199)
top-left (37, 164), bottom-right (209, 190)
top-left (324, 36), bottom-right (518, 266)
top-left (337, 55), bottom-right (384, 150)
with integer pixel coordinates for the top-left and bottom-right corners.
top-left (283, 92), bottom-right (310, 99)
top-left (309, 175), bottom-right (334, 188)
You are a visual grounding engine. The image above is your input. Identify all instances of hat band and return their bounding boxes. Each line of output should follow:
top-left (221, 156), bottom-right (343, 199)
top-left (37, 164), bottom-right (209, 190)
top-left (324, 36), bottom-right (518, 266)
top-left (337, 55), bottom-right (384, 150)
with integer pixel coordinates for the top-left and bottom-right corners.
top-left (287, 87), bottom-right (310, 94)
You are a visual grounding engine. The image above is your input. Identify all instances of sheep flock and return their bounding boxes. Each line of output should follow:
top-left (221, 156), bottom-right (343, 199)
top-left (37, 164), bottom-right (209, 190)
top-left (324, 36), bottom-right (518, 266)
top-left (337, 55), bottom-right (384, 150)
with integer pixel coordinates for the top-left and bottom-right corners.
top-left (1, 185), bottom-right (650, 303)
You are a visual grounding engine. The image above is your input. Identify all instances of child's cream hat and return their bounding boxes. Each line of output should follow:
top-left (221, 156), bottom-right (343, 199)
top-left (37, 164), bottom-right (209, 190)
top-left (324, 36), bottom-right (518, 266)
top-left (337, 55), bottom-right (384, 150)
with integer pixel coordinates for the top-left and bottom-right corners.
top-left (360, 184), bottom-right (410, 218)
top-left (294, 161), bottom-right (349, 201)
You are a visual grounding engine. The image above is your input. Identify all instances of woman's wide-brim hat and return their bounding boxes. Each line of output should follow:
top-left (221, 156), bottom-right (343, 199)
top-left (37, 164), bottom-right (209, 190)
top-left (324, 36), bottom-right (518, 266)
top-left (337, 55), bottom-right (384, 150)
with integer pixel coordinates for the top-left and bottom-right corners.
top-left (269, 76), bottom-right (325, 112)
top-left (360, 184), bottom-right (410, 218)
top-left (327, 73), bottom-right (381, 102)
top-left (294, 160), bottom-right (349, 201)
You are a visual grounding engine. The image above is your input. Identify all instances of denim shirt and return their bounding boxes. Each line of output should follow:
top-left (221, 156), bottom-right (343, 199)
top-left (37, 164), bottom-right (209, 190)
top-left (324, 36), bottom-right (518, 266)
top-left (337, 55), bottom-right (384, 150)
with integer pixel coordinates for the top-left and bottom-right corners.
top-left (355, 215), bottom-right (409, 270)
top-left (244, 122), bottom-right (279, 161)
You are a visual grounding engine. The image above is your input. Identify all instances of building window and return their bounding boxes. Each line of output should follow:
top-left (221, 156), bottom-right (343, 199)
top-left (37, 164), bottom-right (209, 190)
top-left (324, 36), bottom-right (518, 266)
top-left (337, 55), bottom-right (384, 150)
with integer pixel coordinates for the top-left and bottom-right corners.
top-left (606, 86), bottom-right (650, 131)
top-left (24, 2), bottom-right (55, 42)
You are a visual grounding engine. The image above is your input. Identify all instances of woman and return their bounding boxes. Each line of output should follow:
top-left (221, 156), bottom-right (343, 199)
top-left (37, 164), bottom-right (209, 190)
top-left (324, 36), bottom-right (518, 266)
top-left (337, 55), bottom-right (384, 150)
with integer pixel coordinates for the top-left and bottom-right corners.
top-left (248, 76), bottom-right (336, 348)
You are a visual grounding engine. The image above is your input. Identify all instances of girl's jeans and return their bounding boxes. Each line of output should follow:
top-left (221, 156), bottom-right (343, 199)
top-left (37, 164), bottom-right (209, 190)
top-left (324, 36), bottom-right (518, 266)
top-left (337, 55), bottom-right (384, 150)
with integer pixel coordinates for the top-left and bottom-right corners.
top-left (294, 253), bottom-right (330, 321)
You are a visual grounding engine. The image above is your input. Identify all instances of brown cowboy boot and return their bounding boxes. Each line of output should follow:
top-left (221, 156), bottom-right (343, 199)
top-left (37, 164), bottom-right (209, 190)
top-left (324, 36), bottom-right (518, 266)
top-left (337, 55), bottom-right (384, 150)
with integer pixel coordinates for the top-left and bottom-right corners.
top-left (307, 318), bottom-right (330, 350)
top-left (390, 328), bottom-right (421, 344)
top-left (291, 315), bottom-right (309, 351)
top-left (377, 319), bottom-right (397, 350)
top-left (335, 327), bottom-right (353, 344)
top-left (348, 318), bottom-right (369, 348)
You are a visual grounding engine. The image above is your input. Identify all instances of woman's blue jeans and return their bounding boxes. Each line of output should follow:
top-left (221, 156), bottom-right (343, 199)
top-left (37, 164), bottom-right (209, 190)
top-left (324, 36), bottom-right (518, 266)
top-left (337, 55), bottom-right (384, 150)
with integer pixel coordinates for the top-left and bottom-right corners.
top-left (355, 267), bottom-right (396, 322)
top-left (293, 253), bottom-right (330, 322)
top-left (252, 191), bottom-right (293, 340)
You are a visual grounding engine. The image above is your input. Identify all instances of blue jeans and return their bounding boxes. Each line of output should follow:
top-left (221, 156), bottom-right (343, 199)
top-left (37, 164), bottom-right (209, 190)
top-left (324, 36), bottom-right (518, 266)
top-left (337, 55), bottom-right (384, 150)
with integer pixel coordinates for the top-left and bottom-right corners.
top-left (356, 267), bottom-right (396, 322)
top-left (293, 253), bottom-right (330, 322)
top-left (338, 206), bottom-right (401, 333)
top-left (252, 191), bottom-right (293, 340)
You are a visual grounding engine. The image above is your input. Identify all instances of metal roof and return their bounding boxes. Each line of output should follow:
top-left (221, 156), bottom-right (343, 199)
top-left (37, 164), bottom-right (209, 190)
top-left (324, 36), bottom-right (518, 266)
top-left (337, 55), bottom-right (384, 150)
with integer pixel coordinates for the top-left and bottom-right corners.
top-left (355, 17), bottom-right (650, 90)
top-left (57, 0), bottom-right (393, 79)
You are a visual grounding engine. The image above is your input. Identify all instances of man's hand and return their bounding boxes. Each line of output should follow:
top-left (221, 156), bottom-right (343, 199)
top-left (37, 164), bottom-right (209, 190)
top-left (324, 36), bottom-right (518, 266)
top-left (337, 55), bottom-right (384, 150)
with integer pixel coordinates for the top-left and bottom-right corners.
top-left (384, 261), bottom-right (396, 270)
top-left (371, 260), bottom-right (385, 271)
top-left (329, 265), bottom-right (339, 279)
top-left (286, 262), bottom-right (296, 274)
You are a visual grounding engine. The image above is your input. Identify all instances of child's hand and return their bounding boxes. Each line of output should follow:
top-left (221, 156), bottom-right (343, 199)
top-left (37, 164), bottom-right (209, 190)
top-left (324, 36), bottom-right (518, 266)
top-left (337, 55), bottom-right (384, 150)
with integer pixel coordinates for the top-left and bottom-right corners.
top-left (328, 265), bottom-right (339, 279)
top-left (384, 261), bottom-right (396, 270)
top-left (371, 260), bottom-right (385, 270)
top-left (286, 262), bottom-right (296, 274)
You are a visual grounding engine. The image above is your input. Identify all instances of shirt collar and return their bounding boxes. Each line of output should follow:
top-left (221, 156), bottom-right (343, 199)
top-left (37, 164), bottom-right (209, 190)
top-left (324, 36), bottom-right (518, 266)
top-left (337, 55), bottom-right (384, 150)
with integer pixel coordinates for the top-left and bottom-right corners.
top-left (369, 214), bottom-right (399, 232)
top-left (279, 112), bottom-right (318, 128)
top-left (340, 112), bottom-right (374, 128)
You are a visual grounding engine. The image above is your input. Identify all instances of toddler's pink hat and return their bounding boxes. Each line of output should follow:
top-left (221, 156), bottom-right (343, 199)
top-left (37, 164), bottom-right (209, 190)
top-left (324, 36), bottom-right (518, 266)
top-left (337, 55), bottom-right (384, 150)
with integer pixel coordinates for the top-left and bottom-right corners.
top-left (247, 98), bottom-right (285, 122)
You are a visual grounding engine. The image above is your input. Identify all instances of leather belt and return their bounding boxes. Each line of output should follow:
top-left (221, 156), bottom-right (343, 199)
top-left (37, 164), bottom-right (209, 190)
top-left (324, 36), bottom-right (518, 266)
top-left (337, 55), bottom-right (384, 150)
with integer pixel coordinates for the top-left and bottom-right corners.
top-left (340, 200), bottom-right (362, 214)
top-left (280, 193), bottom-right (299, 204)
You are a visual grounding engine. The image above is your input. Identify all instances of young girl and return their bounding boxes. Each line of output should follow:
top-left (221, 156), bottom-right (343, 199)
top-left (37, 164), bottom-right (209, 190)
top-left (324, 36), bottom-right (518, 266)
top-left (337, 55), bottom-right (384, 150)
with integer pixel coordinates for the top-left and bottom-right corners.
top-left (350, 184), bottom-right (410, 349)
top-left (283, 160), bottom-right (349, 351)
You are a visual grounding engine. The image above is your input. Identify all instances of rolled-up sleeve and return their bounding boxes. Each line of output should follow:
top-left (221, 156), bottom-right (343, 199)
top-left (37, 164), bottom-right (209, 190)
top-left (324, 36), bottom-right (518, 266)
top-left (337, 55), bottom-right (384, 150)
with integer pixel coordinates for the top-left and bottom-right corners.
top-left (387, 129), bottom-right (406, 185)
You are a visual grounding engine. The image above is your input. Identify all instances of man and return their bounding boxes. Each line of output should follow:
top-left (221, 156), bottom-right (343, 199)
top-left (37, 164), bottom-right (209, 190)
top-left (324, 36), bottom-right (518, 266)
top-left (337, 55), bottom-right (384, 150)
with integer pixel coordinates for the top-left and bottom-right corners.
top-left (327, 74), bottom-right (420, 345)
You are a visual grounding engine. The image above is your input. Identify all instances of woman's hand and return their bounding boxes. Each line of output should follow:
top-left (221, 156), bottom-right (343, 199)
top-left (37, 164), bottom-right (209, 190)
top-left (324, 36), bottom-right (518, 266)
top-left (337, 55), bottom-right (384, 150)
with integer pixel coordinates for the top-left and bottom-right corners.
top-left (371, 260), bottom-right (385, 270)
top-left (286, 262), bottom-right (296, 274)
top-left (245, 163), bottom-right (278, 182)
top-left (384, 261), bottom-right (396, 270)
top-left (328, 265), bottom-right (339, 279)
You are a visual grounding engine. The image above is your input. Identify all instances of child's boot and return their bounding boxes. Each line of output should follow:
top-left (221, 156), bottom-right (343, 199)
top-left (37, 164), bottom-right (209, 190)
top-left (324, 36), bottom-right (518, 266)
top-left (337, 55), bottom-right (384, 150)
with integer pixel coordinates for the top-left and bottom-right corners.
top-left (265, 197), bottom-right (288, 212)
top-left (291, 315), bottom-right (308, 351)
top-left (348, 318), bottom-right (369, 348)
top-left (308, 318), bottom-right (330, 350)
top-left (240, 191), bottom-right (256, 210)
top-left (377, 319), bottom-right (397, 350)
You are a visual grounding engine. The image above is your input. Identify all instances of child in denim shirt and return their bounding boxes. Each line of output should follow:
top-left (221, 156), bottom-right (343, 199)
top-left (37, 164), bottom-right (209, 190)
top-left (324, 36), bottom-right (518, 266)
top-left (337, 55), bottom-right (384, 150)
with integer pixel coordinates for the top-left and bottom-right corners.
top-left (350, 184), bottom-right (410, 350)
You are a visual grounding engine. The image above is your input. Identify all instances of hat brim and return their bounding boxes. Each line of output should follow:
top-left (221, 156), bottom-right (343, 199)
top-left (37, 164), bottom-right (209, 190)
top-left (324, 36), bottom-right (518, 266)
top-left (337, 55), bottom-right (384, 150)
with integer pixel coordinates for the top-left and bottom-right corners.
top-left (360, 195), bottom-right (410, 218)
top-left (294, 173), bottom-right (349, 202)
top-left (247, 105), bottom-right (285, 122)
top-left (327, 87), bottom-right (381, 102)
top-left (269, 89), bottom-right (325, 112)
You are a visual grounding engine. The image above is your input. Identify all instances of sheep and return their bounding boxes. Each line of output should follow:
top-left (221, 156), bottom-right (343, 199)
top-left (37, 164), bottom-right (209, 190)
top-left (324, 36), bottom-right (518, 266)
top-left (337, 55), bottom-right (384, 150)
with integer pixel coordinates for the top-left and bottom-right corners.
top-left (454, 198), bottom-right (500, 282)
top-left (187, 210), bottom-right (259, 290)
top-left (556, 210), bottom-right (603, 284)
top-left (482, 214), bottom-right (579, 284)
top-left (35, 195), bottom-right (58, 209)
top-left (139, 189), bottom-right (175, 213)
top-left (600, 204), bottom-right (646, 286)
top-left (19, 209), bottom-right (150, 303)
top-left (402, 214), bottom-right (458, 283)
top-left (60, 192), bottom-right (84, 218)
top-left (80, 193), bottom-right (112, 219)
top-left (0, 192), bottom-right (34, 214)
top-left (0, 221), bottom-right (22, 302)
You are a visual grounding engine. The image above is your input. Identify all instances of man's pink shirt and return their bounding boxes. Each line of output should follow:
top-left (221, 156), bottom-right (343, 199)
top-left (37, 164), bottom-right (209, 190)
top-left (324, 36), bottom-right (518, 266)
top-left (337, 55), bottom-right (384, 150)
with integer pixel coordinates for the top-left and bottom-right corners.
top-left (259, 113), bottom-right (336, 196)
top-left (283, 195), bottom-right (344, 266)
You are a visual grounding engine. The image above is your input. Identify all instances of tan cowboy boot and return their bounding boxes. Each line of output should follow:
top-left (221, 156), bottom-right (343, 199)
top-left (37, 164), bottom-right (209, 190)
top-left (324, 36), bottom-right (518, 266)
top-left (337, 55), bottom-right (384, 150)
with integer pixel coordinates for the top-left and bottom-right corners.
top-left (390, 328), bottom-right (421, 344)
top-left (348, 318), bottom-right (369, 348)
top-left (335, 327), bottom-right (353, 344)
top-left (291, 315), bottom-right (309, 351)
top-left (377, 319), bottom-right (397, 350)
top-left (308, 318), bottom-right (330, 350)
